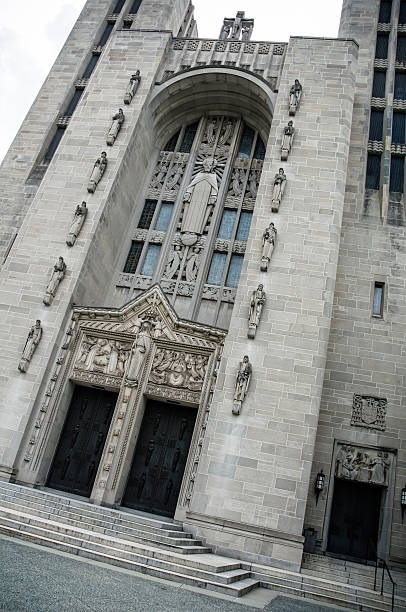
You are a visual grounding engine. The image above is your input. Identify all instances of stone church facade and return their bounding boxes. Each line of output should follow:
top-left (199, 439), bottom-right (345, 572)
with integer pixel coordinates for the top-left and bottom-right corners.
top-left (0, 0), bottom-right (405, 574)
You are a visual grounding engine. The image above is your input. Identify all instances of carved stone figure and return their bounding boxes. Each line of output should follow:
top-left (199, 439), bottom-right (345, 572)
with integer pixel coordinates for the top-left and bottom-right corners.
top-left (181, 157), bottom-right (218, 245)
top-left (206, 119), bottom-right (217, 146)
top-left (261, 223), bottom-right (277, 271)
top-left (229, 168), bottom-right (245, 196)
top-left (281, 121), bottom-right (295, 161)
top-left (124, 70), bottom-right (141, 104)
top-left (248, 284), bottom-right (266, 339)
top-left (18, 320), bottom-right (42, 373)
top-left (43, 256), bottom-right (66, 306)
top-left (271, 168), bottom-right (287, 212)
top-left (149, 349), bottom-right (208, 392)
top-left (220, 12), bottom-right (253, 40)
top-left (125, 320), bottom-right (153, 385)
top-left (106, 108), bottom-right (125, 146)
top-left (335, 444), bottom-right (391, 486)
top-left (218, 119), bottom-right (234, 146)
top-left (289, 79), bottom-right (302, 116)
top-left (66, 201), bottom-right (87, 246)
top-left (232, 355), bottom-right (252, 415)
top-left (163, 245), bottom-right (183, 279)
top-left (219, 23), bottom-right (231, 39)
top-left (185, 247), bottom-right (200, 282)
top-left (87, 151), bottom-right (107, 193)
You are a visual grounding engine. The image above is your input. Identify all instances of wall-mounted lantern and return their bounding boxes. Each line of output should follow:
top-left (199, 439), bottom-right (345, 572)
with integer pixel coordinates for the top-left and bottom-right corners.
top-left (401, 484), bottom-right (406, 522)
top-left (315, 469), bottom-right (325, 506)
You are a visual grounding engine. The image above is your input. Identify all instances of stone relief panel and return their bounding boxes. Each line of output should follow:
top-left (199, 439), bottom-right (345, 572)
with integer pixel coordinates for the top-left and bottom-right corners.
top-left (149, 348), bottom-right (209, 393)
top-left (351, 394), bottom-right (387, 431)
top-left (335, 443), bottom-right (393, 486)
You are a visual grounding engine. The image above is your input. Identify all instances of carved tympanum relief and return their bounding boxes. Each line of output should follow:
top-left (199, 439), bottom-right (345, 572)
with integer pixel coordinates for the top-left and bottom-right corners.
top-left (335, 443), bottom-right (393, 486)
top-left (149, 348), bottom-right (208, 392)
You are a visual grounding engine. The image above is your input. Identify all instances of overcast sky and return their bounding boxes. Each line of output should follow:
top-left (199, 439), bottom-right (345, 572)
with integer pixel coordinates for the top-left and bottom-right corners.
top-left (0, 0), bottom-right (343, 164)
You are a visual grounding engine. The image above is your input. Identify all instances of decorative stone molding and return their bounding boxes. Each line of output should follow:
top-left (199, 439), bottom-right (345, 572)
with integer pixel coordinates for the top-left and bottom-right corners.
top-left (273, 44), bottom-right (286, 55)
top-left (351, 394), bottom-right (387, 431)
top-left (393, 99), bottom-right (406, 110)
top-left (335, 443), bottom-right (393, 486)
top-left (145, 383), bottom-right (201, 405)
top-left (71, 369), bottom-right (123, 389)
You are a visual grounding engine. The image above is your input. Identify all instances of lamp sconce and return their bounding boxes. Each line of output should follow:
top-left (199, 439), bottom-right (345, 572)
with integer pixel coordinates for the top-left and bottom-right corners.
top-left (402, 484), bottom-right (406, 522)
top-left (315, 469), bottom-right (326, 506)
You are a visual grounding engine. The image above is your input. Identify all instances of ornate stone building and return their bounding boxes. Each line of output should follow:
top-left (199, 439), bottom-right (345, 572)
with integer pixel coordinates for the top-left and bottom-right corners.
top-left (0, 0), bottom-right (405, 586)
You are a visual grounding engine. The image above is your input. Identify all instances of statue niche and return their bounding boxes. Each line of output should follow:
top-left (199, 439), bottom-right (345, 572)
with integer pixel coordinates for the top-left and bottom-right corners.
top-left (180, 157), bottom-right (218, 246)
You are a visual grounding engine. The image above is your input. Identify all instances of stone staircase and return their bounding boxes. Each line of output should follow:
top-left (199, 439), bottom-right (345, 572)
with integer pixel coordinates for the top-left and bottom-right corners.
top-left (0, 480), bottom-right (405, 610)
top-left (0, 481), bottom-right (258, 597)
top-left (249, 551), bottom-right (406, 611)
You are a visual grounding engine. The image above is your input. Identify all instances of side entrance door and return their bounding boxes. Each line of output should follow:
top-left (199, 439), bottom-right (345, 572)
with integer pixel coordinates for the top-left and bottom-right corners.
top-left (327, 478), bottom-right (383, 561)
top-left (122, 400), bottom-right (197, 517)
top-left (47, 386), bottom-right (117, 497)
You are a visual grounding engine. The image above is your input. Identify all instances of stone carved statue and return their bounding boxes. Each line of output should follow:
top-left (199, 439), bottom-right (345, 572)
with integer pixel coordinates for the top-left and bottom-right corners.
top-left (271, 168), bottom-right (287, 212)
top-left (163, 245), bottom-right (183, 279)
top-left (87, 151), bottom-right (107, 193)
top-left (281, 121), bottom-right (295, 161)
top-left (261, 223), bottom-right (277, 271)
top-left (185, 247), bottom-right (200, 282)
top-left (75, 335), bottom-right (132, 376)
top-left (181, 157), bottom-right (218, 246)
top-left (335, 444), bottom-right (391, 486)
top-left (219, 23), bottom-right (231, 39)
top-left (232, 355), bottom-right (252, 415)
top-left (289, 79), bottom-right (302, 116)
top-left (149, 349), bottom-right (208, 392)
top-left (43, 256), bottom-right (66, 306)
top-left (124, 70), bottom-right (141, 104)
top-left (248, 284), bottom-right (266, 339)
top-left (66, 201), bottom-right (87, 246)
top-left (106, 108), bottom-right (125, 146)
top-left (125, 320), bottom-right (154, 386)
top-left (18, 320), bottom-right (42, 373)
top-left (219, 11), bottom-right (253, 41)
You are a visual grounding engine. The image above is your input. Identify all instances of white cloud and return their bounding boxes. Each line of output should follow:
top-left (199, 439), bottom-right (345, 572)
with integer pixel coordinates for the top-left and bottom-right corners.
top-left (0, 0), bottom-right (343, 164)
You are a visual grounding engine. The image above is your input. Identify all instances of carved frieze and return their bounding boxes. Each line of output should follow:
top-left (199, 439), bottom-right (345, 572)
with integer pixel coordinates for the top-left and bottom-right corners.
top-left (351, 394), bottom-right (387, 431)
top-left (74, 335), bottom-right (132, 377)
top-left (145, 383), bottom-right (201, 405)
top-left (71, 369), bottom-right (123, 389)
top-left (335, 443), bottom-right (392, 486)
top-left (149, 348), bottom-right (208, 392)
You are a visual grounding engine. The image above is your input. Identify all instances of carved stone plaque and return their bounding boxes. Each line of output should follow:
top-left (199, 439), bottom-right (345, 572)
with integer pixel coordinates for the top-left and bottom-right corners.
top-left (351, 394), bottom-right (387, 431)
top-left (335, 443), bottom-right (392, 486)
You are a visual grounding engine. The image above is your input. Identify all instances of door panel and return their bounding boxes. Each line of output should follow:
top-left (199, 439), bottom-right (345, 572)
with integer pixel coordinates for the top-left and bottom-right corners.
top-left (328, 478), bottom-right (382, 561)
top-left (123, 400), bottom-right (197, 517)
top-left (47, 386), bottom-right (117, 497)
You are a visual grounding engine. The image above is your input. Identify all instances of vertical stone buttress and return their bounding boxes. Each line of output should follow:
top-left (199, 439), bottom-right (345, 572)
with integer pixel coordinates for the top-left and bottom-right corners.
top-left (186, 36), bottom-right (358, 572)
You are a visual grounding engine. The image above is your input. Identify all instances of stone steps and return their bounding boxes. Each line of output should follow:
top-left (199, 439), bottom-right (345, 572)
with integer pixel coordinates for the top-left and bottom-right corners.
top-left (0, 482), bottom-right (258, 597)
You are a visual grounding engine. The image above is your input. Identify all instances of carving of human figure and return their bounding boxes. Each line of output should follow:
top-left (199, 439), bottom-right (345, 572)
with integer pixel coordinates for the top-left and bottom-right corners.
top-left (18, 320), bottom-right (42, 373)
top-left (66, 201), bottom-right (87, 247)
top-left (92, 339), bottom-right (111, 372)
top-left (164, 245), bottom-right (183, 279)
top-left (166, 157), bottom-right (183, 189)
top-left (289, 79), bottom-right (302, 115)
top-left (168, 352), bottom-right (187, 387)
top-left (369, 452), bottom-right (386, 484)
top-left (77, 336), bottom-right (92, 366)
top-left (206, 118), bottom-right (217, 145)
top-left (271, 168), bottom-right (287, 212)
top-left (106, 108), bottom-right (125, 146)
top-left (150, 349), bottom-right (173, 385)
top-left (151, 159), bottom-right (169, 188)
top-left (261, 223), bottom-right (277, 271)
top-left (218, 119), bottom-right (233, 146)
top-left (185, 247), bottom-right (200, 282)
top-left (232, 355), bottom-right (252, 415)
top-left (219, 23), bottom-right (231, 40)
top-left (43, 257), bottom-right (67, 306)
top-left (247, 169), bottom-right (259, 199)
top-left (241, 25), bottom-right (251, 40)
top-left (231, 12), bottom-right (243, 39)
top-left (126, 320), bottom-right (153, 385)
top-left (181, 157), bottom-right (218, 245)
top-left (336, 445), bottom-right (347, 478)
top-left (87, 151), bottom-right (107, 193)
top-left (124, 70), bottom-right (141, 104)
top-left (248, 283), bottom-right (266, 339)
top-left (281, 121), bottom-right (295, 162)
top-left (230, 168), bottom-right (244, 196)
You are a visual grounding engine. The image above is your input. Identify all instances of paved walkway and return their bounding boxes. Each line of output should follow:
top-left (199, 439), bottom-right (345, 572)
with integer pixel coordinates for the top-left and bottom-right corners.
top-left (0, 535), bottom-right (346, 612)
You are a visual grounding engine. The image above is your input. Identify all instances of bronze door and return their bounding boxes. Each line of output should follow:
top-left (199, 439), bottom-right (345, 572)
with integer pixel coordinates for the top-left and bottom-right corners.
top-left (327, 478), bottom-right (382, 561)
top-left (47, 386), bottom-right (117, 497)
top-left (123, 400), bottom-right (197, 517)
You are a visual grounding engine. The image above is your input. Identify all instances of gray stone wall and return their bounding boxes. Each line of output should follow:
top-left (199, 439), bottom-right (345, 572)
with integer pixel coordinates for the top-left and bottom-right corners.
top-left (186, 36), bottom-right (358, 572)
top-left (305, 0), bottom-right (406, 565)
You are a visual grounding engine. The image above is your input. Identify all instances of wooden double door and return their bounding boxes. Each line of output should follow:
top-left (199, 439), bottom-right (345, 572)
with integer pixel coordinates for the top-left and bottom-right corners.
top-left (122, 400), bottom-right (197, 517)
top-left (47, 386), bottom-right (117, 497)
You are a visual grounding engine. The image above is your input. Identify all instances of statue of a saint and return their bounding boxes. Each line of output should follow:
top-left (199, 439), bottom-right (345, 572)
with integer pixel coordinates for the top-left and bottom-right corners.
top-left (185, 247), bottom-right (200, 282)
top-left (219, 23), bottom-right (231, 39)
top-left (87, 151), bottom-right (107, 193)
top-left (241, 25), bottom-right (252, 40)
top-left (281, 121), bottom-right (295, 161)
top-left (106, 108), bottom-right (125, 145)
top-left (261, 223), bottom-right (277, 271)
top-left (125, 320), bottom-right (153, 386)
top-left (43, 256), bottom-right (67, 306)
top-left (248, 284), bottom-right (266, 339)
top-left (18, 320), bottom-right (42, 373)
top-left (289, 79), bottom-right (302, 116)
top-left (66, 201), bottom-right (87, 246)
top-left (181, 157), bottom-right (218, 245)
top-left (272, 168), bottom-right (287, 212)
top-left (124, 70), bottom-right (141, 105)
top-left (232, 355), bottom-right (252, 415)
top-left (163, 245), bottom-right (183, 279)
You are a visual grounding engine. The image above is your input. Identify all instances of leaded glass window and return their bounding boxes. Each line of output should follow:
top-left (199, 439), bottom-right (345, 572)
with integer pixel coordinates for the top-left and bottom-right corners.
top-left (373, 282), bottom-right (384, 317)
top-left (138, 200), bottom-right (157, 229)
top-left (366, 154), bottom-right (381, 190)
top-left (379, 1), bottom-right (392, 23)
top-left (218, 210), bottom-right (237, 239)
top-left (163, 131), bottom-right (180, 151)
top-left (207, 253), bottom-right (227, 285)
top-left (237, 126), bottom-right (255, 158)
top-left (154, 202), bottom-right (173, 231)
top-left (392, 113), bottom-right (405, 144)
top-left (376, 35), bottom-right (389, 59)
top-left (236, 212), bottom-right (252, 241)
top-left (226, 255), bottom-right (244, 288)
top-left (395, 73), bottom-right (406, 99)
top-left (369, 110), bottom-right (384, 141)
top-left (141, 244), bottom-right (161, 276)
top-left (372, 71), bottom-right (386, 98)
top-left (390, 156), bottom-right (404, 192)
top-left (123, 241), bottom-right (143, 274)
top-left (179, 122), bottom-right (199, 153)
top-left (396, 36), bottom-right (406, 63)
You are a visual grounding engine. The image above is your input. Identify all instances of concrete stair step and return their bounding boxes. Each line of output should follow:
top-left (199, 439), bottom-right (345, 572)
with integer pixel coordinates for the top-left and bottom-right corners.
top-left (0, 509), bottom-right (210, 555)
top-left (0, 523), bottom-right (258, 597)
top-left (0, 498), bottom-right (198, 547)
top-left (0, 482), bottom-right (181, 532)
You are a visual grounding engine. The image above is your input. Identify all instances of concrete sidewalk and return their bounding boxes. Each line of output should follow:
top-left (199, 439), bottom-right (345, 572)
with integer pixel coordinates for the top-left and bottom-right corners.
top-left (0, 535), bottom-right (346, 612)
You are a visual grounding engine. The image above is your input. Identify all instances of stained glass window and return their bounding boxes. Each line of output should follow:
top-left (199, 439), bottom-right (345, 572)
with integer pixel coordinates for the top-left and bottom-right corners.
top-left (253, 137), bottom-right (266, 160)
top-left (236, 212), bottom-right (252, 241)
top-left (365, 154), bottom-right (381, 190)
top-left (237, 126), bottom-right (255, 158)
top-left (373, 283), bottom-right (384, 316)
top-left (155, 202), bottom-right (173, 231)
top-left (226, 255), bottom-right (244, 288)
top-left (141, 244), bottom-right (161, 276)
top-left (207, 253), bottom-right (227, 285)
top-left (163, 130), bottom-right (180, 152)
top-left (390, 156), bottom-right (404, 192)
top-left (218, 210), bottom-right (237, 239)
top-left (376, 35), bottom-right (389, 59)
top-left (138, 200), bottom-right (157, 229)
top-left (179, 122), bottom-right (199, 152)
